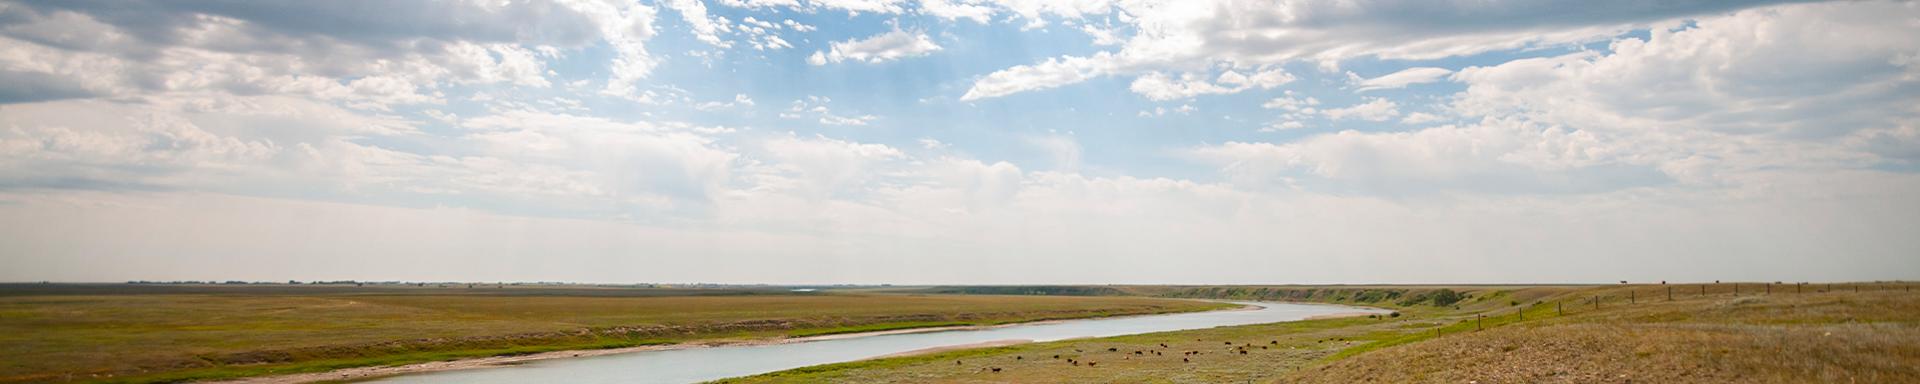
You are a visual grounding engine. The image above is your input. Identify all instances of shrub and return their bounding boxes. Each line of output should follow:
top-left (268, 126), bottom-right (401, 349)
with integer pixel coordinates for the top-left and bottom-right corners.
top-left (1429, 289), bottom-right (1466, 307)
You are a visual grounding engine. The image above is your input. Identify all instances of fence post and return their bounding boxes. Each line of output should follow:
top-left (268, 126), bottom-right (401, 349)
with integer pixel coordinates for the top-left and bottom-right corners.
top-left (1668, 286), bottom-right (1673, 301)
top-left (1477, 314), bottom-right (1483, 331)
top-left (1701, 285), bottom-right (1707, 296)
top-left (1557, 301), bottom-right (1562, 316)
top-left (1766, 283), bottom-right (1771, 295)
top-left (1518, 307), bottom-right (1523, 321)
top-left (1630, 290), bottom-right (1636, 304)
top-left (1733, 283), bottom-right (1738, 295)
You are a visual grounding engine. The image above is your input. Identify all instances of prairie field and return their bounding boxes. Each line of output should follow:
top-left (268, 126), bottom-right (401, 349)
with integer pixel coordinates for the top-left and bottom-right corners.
top-left (721, 283), bottom-right (1920, 384)
top-left (0, 284), bottom-right (1226, 383)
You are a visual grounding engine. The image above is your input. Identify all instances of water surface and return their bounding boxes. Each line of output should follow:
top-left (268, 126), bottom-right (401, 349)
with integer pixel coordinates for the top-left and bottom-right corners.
top-left (374, 301), bottom-right (1381, 384)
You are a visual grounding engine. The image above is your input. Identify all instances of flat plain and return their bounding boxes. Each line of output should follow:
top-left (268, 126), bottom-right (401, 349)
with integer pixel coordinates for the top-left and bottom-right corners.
top-left (721, 283), bottom-right (1920, 383)
top-left (0, 284), bottom-right (1227, 383)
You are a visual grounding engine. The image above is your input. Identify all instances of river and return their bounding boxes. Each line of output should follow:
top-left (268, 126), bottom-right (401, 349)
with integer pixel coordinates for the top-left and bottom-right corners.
top-left (371, 301), bottom-right (1382, 384)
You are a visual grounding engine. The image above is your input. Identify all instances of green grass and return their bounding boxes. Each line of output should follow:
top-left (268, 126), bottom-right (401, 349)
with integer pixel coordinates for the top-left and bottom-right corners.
top-left (0, 284), bottom-right (1228, 383)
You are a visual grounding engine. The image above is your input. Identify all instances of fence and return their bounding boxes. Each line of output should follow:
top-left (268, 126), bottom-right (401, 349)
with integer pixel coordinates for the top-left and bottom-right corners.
top-left (1428, 281), bottom-right (1911, 338)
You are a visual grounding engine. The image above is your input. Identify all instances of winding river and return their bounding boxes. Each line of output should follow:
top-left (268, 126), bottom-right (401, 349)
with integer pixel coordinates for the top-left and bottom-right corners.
top-left (371, 301), bottom-right (1382, 384)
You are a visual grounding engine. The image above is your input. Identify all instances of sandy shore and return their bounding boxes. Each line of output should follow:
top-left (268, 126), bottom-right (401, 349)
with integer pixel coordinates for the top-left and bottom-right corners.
top-left (203, 302), bottom-right (1256, 384)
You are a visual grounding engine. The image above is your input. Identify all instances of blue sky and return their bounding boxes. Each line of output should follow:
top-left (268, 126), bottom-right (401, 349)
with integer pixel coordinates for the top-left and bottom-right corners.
top-left (1, 0), bottom-right (1916, 284)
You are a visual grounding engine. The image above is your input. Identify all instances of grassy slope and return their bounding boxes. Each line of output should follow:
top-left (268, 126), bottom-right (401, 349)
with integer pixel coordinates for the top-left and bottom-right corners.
top-left (0, 284), bottom-right (1230, 383)
top-left (719, 283), bottom-right (1919, 384)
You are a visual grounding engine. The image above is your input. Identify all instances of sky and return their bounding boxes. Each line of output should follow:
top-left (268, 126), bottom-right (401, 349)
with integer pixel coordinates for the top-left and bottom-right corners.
top-left (1, 0), bottom-right (1917, 285)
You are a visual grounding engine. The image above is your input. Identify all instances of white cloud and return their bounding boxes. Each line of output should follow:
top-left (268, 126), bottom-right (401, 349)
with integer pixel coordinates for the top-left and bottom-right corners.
top-left (1401, 112), bottom-right (1445, 125)
top-left (1129, 66), bottom-right (1294, 101)
top-left (920, 0), bottom-right (998, 23)
top-left (1188, 118), bottom-right (1653, 194)
top-left (960, 0), bottom-right (1794, 100)
top-left (808, 29), bottom-right (943, 65)
top-left (663, 0), bottom-right (734, 48)
top-left (1321, 97), bottom-right (1401, 121)
top-left (1260, 120), bottom-right (1306, 132)
top-left (806, 0), bottom-right (911, 14)
top-left (0, 0), bottom-right (656, 106)
top-left (4, 0), bottom-right (1919, 286)
top-left (961, 52), bottom-right (1115, 101)
top-left (1261, 92), bottom-right (1321, 112)
top-left (1194, 1), bottom-right (1920, 196)
top-left (1026, 134), bottom-right (1082, 170)
top-left (759, 134), bottom-right (905, 197)
top-left (1353, 67), bottom-right (1454, 92)
top-left (781, 95), bottom-right (880, 126)
top-left (1080, 24), bottom-right (1124, 46)
top-left (696, 94), bottom-right (757, 111)
top-left (1129, 72), bottom-right (1239, 101)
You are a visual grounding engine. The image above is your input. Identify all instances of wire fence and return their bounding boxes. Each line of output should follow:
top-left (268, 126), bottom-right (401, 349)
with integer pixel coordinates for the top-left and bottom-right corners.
top-left (1427, 281), bottom-right (1913, 337)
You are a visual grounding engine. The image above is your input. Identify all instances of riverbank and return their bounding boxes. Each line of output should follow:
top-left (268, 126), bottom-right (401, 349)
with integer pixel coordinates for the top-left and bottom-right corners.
top-left (0, 285), bottom-right (1231, 383)
top-left (206, 325), bottom-right (1037, 384)
top-left (210, 301), bottom-right (1257, 383)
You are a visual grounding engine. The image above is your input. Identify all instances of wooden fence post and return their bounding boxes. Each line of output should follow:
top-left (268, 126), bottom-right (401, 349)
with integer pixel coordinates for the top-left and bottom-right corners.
top-left (1733, 283), bottom-right (1739, 295)
top-left (1667, 286), bottom-right (1673, 301)
top-left (1630, 290), bottom-right (1636, 304)
top-left (1557, 302), bottom-right (1562, 316)
top-left (1477, 314), bottom-right (1483, 331)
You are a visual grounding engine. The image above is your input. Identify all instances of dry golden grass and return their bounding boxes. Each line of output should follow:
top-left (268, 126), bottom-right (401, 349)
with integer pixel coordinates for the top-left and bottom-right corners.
top-left (723, 284), bottom-right (1920, 384)
top-left (0, 285), bottom-right (1225, 383)
top-left (1290, 291), bottom-right (1920, 384)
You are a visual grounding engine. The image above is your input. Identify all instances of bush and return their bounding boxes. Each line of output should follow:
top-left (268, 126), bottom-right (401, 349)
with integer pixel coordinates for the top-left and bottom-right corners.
top-left (1429, 289), bottom-right (1466, 307)
top-left (1389, 312), bottom-right (1401, 318)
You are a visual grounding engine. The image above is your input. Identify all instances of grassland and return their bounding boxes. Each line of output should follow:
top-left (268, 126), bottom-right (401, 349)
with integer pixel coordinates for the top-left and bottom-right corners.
top-left (719, 282), bottom-right (1920, 384)
top-left (0, 284), bottom-right (1230, 383)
